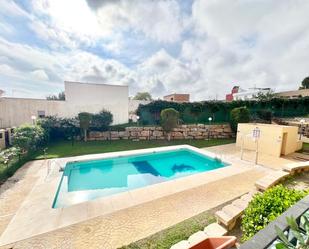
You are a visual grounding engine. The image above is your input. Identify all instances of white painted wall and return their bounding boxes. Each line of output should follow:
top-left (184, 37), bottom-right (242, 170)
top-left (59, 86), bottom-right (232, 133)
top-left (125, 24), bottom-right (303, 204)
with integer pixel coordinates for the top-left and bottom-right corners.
top-left (0, 82), bottom-right (129, 128)
top-left (64, 81), bottom-right (128, 124)
top-left (0, 97), bottom-right (66, 128)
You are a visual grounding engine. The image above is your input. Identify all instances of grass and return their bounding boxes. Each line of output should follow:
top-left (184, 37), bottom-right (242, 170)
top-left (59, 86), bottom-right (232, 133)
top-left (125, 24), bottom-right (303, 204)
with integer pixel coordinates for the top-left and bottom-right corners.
top-left (34, 138), bottom-right (235, 159)
top-left (119, 211), bottom-right (215, 249)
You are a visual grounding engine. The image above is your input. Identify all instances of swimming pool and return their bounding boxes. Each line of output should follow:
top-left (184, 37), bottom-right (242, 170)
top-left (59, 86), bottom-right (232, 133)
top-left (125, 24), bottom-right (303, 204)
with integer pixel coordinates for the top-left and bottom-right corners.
top-left (53, 148), bottom-right (228, 208)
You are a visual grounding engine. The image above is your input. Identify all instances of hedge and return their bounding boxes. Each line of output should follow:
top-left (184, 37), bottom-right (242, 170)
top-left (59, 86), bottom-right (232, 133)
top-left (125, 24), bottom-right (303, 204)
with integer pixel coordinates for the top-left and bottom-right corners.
top-left (136, 97), bottom-right (309, 125)
top-left (241, 185), bottom-right (308, 241)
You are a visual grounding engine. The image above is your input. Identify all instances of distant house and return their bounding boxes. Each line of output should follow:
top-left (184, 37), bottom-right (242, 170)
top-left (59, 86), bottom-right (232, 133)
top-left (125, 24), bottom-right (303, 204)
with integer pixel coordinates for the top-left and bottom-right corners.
top-left (225, 86), bottom-right (240, 102)
top-left (163, 93), bottom-right (190, 103)
top-left (225, 86), bottom-right (271, 101)
top-left (276, 89), bottom-right (309, 99)
top-left (0, 81), bottom-right (129, 128)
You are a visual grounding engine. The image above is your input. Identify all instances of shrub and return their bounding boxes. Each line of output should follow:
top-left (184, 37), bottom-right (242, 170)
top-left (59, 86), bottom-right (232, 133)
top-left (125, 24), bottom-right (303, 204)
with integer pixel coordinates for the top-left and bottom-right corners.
top-left (38, 116), bottom-right (79, 141)
top-left (230, 106), bottom-right (250, 132)
top-left (90, 109), bottom-right (113, 131)
top-left (13, 124), bottom-right (46, 152)
top-left (241, 185), bottom-right (308, 242)
top-left (160, 108), bottom-right (179, 141)
top-left (256, 109), bottom-right (273, 123)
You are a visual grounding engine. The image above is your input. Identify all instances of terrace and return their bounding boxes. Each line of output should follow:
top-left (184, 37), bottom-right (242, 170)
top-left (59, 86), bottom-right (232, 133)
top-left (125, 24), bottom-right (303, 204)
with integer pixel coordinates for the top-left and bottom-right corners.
top-left (0, 102), bottom-right (308, 249)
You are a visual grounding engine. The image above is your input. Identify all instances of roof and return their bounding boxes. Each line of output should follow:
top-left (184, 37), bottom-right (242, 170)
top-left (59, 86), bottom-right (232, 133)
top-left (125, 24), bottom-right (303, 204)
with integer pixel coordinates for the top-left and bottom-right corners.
top-left (163, 93), bottom-right (190, 97)
top-left (64, 81), bottom-right (128, 88)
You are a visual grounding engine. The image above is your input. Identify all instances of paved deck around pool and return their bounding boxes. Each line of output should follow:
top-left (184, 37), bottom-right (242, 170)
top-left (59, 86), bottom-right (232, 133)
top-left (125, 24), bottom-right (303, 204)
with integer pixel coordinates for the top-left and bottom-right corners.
top-left (0, 143), bottom-right (300, 249)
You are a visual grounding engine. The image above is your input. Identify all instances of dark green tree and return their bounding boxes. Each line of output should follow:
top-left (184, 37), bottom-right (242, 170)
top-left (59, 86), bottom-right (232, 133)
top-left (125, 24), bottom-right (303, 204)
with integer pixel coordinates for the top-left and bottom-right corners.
top-left (46, 91), bottom-right (65, 100)
top-left (78, 112), bottom-right (92, 142)
top-left (299, 76), bottom-right (309, 89)
top-left (160, 108), bottom-right (179, 141)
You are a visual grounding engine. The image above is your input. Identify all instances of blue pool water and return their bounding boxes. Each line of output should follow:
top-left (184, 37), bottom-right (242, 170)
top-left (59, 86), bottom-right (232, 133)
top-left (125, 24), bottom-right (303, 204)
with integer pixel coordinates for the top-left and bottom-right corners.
top-left (53, 148), bottom-right (228, 208)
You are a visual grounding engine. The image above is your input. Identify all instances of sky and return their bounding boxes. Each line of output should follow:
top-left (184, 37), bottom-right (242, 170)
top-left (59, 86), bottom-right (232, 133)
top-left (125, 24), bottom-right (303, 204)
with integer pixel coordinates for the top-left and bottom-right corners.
top-left (0, 0), bottom-right (308, 101)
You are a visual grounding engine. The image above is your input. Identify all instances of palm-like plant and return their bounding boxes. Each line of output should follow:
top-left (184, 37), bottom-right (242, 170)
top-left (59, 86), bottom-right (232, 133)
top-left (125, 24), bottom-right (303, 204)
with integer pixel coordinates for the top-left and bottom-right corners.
top-left (78, 112), bottom-right (92, 142)
top-left (275, 216), bottom-right (309, 249)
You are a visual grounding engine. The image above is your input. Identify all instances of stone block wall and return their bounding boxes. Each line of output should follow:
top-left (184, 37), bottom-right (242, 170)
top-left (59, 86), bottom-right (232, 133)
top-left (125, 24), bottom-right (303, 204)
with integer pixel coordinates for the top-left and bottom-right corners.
top-left (88, 124), bottom-right (234, 141)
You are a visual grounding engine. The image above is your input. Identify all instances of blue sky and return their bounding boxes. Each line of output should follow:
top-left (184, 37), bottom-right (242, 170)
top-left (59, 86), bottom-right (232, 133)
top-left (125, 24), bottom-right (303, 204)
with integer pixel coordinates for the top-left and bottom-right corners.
top-left (0, 0), bottom-right (308, 100)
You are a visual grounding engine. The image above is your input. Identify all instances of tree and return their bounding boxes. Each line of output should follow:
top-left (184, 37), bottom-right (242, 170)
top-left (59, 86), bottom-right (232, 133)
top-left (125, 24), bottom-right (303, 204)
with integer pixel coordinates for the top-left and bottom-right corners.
top-left (230, 106), bottom-right (250, 132)
top-left (78, 112), bottom-right (92, 142)
top-left (91, 110), bottom-right (113, 131)
top-left (160, 108), bottom-right (179, 141)
top-left (299, 76), bottom-right (309, 89)
top-left (46, 91), bottom-right (65, 100)
top-left (133, 92), bottom-right (152, 101)
top-left (253, 90), bottom-right (276, 101)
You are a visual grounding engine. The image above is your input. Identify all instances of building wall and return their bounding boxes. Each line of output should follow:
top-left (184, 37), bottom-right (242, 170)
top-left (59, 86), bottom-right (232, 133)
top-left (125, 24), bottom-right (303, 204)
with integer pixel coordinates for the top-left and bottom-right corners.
top-left (276, 89), bottom-right (309, 99)
top-left (163, 94), bottom-right (190, 103)
top-left (0, 98), bottom-right (66, 128)
top-left (236, 123), bottom-right (301, 157)
top-left (64, 82), bottom-right (129, 124)
top-left (0, 82), bottom-right (129, 128)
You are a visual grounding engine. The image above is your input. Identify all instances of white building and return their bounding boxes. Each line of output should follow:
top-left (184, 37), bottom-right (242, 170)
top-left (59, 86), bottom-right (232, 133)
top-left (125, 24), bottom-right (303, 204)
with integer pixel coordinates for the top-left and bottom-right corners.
top-left (0, 81), bottom-right (129, 128)
top-left (232, 87), bottom-right (271, 100)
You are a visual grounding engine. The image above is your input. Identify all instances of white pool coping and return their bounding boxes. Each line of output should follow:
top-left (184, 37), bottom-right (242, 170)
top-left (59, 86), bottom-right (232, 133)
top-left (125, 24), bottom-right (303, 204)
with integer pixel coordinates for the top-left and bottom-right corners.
top-left (0, 145), bottom-right (252, 246)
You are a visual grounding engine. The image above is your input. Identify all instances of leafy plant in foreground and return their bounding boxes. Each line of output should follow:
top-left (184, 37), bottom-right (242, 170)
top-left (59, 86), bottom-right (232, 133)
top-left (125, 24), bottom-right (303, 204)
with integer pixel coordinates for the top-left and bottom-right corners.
top-left (275, 216), bottom-right (309, 249)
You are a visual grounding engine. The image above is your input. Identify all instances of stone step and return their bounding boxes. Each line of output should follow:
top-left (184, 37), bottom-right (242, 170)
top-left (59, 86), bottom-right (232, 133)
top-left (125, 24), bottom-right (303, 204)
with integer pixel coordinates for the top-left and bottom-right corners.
top-left (204, 223), bottom-right (227, 236)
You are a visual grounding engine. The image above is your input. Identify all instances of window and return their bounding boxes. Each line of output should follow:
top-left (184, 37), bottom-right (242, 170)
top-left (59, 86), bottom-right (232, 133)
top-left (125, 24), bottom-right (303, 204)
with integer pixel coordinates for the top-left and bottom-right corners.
top-left (37, 110), bottom-right (46, 118)
top-left (0, 133), bottom-right (3, 139)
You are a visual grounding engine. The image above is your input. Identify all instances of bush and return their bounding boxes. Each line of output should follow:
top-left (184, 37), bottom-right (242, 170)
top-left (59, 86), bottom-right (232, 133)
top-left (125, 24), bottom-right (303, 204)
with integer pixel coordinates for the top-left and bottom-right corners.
top-left (90, 110), bottom-right (113, 131)
top-left (241, 185), bottom-right (308, 241)
top-left (38, 116), bottom-right (79, 141)
top-left (0, 147), bottom-right (21, 168)
top-left (161, 108), bottom-right (179, 141)
top-left (230, 106), bottom-right (250, 132)
top-left (13, 124), bottom-right (46, 152)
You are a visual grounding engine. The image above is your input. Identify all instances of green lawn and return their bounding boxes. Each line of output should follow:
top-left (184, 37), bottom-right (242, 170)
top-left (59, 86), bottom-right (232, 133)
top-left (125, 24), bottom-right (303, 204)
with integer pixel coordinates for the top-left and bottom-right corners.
top-left (34, 138), bottom-right (235, 159)
top-left (119, 211), bottom-right (215, 249)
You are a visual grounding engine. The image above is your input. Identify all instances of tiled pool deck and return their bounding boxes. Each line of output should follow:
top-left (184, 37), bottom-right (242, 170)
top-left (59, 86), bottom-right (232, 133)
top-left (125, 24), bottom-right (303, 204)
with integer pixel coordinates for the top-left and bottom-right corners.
top-left (0, 144), bottom-right (299, 249)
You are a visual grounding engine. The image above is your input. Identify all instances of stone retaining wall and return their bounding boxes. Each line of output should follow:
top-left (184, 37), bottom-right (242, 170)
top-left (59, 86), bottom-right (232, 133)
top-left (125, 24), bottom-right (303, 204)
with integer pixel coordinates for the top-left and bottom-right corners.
top-left (88, 124), bottom-right (233, 141)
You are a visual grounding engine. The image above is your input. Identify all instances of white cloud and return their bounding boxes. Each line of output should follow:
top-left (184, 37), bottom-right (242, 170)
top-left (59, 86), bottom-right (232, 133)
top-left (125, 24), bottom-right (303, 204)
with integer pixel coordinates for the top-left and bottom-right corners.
top-left (2, 0), bottom-right (309, 101)
top-left (30, 69), bottom-right (49, 81)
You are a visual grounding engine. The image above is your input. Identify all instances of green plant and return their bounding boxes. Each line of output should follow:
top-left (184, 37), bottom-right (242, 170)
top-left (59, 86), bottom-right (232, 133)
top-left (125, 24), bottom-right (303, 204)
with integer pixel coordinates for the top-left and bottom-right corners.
top-left (136, 97), bottom-right (309, 125)
top-left (230, 106), bottom-right (250, 132)
top-left (256, 109), bottom-right (273, 123)
top-left (90, 109), bottom-right (113, 131)
top-left (160, 108), bottom-right (179, 141)
top-left (0, 147), bottom-right (21, 168)
top-left (275, 216), bottom-right (309, 249)
top-left (78, 112), bottom-right (92, 142)
top-left (241, 185), bottom-right (308, 242)
top-left (13, 124), bottom-right (46, 152)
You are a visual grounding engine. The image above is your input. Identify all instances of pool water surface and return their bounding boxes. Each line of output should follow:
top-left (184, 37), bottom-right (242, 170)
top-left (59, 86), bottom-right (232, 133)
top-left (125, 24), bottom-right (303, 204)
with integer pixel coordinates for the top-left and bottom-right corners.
top-left (53, 148), bottom-right (228, 208)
